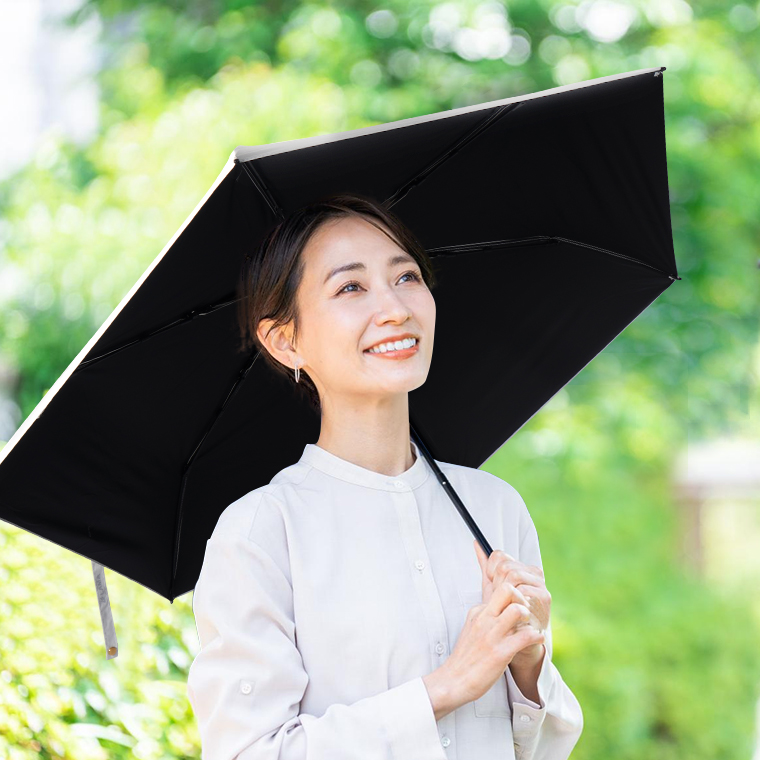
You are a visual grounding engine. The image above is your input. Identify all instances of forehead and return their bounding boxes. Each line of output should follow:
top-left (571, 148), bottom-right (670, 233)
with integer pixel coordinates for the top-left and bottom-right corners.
top-left (302, 215), bottom-right (414, 283)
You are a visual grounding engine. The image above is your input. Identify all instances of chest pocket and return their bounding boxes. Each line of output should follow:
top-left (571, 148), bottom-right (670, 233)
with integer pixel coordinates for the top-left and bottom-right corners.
top-left (458, 589), bottom-right (511, 718)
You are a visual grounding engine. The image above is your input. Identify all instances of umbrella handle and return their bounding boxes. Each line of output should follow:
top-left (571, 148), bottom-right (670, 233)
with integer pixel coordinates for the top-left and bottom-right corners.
top-left (92, 560), bottom-right (119, 659)
top-left (410, 425), bottom-right (494, 557)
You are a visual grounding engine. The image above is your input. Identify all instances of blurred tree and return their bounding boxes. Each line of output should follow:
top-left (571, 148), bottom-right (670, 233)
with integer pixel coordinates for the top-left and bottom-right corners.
top-left (1, 1), bottom-right (759, 759)
top-left (14, 0), bottom-right (753, 453)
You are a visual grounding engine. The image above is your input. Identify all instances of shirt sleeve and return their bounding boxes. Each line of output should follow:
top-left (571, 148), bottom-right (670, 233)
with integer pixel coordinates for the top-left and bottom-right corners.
top-left (502, 487), bottom-right (584, 760)
top-left (186, 491), bottom-right (449, 760)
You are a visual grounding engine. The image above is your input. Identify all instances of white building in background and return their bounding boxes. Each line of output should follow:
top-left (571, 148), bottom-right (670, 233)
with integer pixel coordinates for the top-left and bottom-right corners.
top-left (0, 0), bottom-right (101, 443)
top-left (672, 435), bottom-right (760, 584)
top-left (0, 0), bottom-right (101, 182)
top-left (672, 435), bottom-right (760, 583)
top-left (672, 436), bottom-right (760, 760)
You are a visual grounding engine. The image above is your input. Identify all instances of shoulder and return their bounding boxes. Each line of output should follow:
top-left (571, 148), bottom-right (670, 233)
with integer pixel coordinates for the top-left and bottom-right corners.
top-left (211, 459), bottom-right (312, 540)
top-left (433, 458), bottom-right (530, 523)
top-left (211, 483), bottom-right (288, 542)
top-left (435, 457), bottom-right (525, 501)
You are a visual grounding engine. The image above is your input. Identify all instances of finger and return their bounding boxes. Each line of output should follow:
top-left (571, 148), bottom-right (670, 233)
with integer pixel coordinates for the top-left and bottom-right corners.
top-left (487, 579), bottom-right (529, 615)
top-left (518, 592), bottom-right (551, 631)
top-left (474, 542), bottom-right (491, 589)
top-left (495, 601), bottom-right (531, 632)
top-left (487, 549), bottom-right (516, 583)
top-left (473, 539), bottom-right (486, 570)
top-left (509, 626), bottom-right (545, 653)
top-left (527, 564), bottom-right (544, 578)
top-left (493, 561), bottom-right (546, 598)
top-left (505, 569), bottom-right (545, 591)
top-left (515, 586), bottom-right (547, 615)
top-left (493, 562), bottom-right (543, 598)
top-left (521, 592), bottom-right (539, 618)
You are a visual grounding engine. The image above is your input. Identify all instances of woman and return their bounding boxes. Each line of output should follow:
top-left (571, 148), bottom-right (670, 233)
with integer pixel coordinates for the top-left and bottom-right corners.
top-left (187, 193), bottom-right (583, 760)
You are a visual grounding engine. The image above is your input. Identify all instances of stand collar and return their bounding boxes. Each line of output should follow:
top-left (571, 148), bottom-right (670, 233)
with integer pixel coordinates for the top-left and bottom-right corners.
top-left (300, 438), bottom-right (430, 491)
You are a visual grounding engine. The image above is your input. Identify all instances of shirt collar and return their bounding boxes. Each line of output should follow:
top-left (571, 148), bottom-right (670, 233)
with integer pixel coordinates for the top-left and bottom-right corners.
top-left (300, 438), bottom-right (430, 491)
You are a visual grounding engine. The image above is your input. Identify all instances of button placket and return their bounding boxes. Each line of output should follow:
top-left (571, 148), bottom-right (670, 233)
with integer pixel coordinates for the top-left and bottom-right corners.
top-left (392, 487), bottom-right (456, 748)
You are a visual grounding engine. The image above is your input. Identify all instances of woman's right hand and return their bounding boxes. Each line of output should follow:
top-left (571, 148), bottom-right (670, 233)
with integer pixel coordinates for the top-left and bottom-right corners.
top-left (442, 580), bottom-right (546, 706)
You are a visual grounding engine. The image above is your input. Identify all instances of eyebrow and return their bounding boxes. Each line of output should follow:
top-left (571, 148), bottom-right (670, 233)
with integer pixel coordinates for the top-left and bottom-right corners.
top-left (323, 253), bottom-right (417, 285)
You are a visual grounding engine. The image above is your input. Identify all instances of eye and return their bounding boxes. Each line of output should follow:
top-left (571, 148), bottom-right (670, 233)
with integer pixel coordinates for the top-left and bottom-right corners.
top-left (336, 280), bottom-right (362, 295)
top-left (399, 270), bottom-right (422, 284)
top-left (336, 270), bottom-right (422, 296)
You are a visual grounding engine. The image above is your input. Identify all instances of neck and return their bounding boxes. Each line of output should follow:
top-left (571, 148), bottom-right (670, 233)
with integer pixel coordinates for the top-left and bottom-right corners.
top-left (315, 394), bottom-right (416, 477)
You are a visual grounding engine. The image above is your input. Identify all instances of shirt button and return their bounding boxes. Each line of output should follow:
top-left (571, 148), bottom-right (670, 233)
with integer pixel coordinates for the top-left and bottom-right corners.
top-left (441, 736), bottom-right (451, 747)
top-left (241, 681), bottom-right (252, 695)
top-left (415, 559), bottom-right (425, 571)
top-left (394, 480), bottom-right (405, 488)
top-left (520, 714), bottom-right (531, 722)
top-left (435, 642), bottom-right (446, 655)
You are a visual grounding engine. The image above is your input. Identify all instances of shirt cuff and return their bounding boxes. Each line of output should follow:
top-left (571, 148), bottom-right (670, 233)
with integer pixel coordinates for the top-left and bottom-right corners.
top-left (378, 676), bottom-right (449, 760)
top-left (505, 645), bottom-right (552, 736)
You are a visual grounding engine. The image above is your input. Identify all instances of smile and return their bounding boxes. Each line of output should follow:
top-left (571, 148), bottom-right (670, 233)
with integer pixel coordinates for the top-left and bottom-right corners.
top-left (364, 337), bottom-right (419, 358)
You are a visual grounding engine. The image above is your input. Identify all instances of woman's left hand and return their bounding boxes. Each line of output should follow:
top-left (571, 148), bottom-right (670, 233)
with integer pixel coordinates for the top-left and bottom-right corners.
top-left (473, 540), bottom-right (551, 667)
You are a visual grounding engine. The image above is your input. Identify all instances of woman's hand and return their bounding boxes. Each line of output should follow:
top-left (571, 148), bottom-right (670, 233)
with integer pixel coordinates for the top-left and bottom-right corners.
top-left (473, 540), bottom-right (551, 667)
top-left (440, 566), bottom-right (544, 708)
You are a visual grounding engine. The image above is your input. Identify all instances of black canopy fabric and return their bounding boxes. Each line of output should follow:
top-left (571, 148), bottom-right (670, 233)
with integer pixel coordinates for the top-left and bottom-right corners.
top-left (0, 66), bottom-right (677, 657)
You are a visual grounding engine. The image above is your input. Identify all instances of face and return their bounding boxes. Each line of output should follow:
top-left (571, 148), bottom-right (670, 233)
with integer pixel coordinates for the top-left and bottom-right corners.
top-left (260, 215), bottom-right (435, 409)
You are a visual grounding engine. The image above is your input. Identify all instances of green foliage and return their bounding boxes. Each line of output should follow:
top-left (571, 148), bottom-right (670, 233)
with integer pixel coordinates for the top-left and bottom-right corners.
top-left (485, 417), bottom-right (760, 760)
top-left (0, 522), bottom-right (199, 759)
top-left (1, 1), bottom-right (760, 759)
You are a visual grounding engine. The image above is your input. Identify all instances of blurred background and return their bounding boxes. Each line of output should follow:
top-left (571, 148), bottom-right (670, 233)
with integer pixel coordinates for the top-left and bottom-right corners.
top-left (1, 0), bottom-right (759, 758)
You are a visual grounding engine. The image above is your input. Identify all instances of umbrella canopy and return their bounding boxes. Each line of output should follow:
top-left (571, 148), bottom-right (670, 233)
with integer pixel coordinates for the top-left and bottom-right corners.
top-left (0, 65), bottom-right (678, 657)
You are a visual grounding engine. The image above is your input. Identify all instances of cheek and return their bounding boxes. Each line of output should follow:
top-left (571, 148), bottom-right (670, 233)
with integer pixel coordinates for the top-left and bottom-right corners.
top-left (310, 311), bottom-right (364, 363)
top-left (418, 290), bottom-right (436, 327)
top-left (399, 287), bottom-right (434, 323)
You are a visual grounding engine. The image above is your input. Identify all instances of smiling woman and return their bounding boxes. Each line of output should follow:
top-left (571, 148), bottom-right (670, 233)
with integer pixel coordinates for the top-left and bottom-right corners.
top-left (235, 193), bottom-right (437, 415)
top-left (190, 189), bottom-right (584, 760)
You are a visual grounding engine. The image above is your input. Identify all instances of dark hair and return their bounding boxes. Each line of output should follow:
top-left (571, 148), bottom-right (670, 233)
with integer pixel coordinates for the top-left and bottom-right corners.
top-left (236, 192), bottom-right (437, 414)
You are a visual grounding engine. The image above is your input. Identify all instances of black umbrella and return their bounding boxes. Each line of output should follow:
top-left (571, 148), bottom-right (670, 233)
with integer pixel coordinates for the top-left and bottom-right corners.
top-left (0, 65), bottom-right (678, 658)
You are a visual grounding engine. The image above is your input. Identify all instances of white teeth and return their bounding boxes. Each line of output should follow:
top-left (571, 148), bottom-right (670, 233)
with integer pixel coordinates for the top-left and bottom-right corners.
top-left (366, 337), bottom-right (417, 354)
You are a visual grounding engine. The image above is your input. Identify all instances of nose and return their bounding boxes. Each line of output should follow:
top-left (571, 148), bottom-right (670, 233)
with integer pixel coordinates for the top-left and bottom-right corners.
top-left (372, 284), bottom-right (412, 323)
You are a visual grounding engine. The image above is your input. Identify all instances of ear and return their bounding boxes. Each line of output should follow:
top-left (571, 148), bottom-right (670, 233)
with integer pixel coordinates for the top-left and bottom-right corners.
top-left (257, 319), bottom-right (297, 368)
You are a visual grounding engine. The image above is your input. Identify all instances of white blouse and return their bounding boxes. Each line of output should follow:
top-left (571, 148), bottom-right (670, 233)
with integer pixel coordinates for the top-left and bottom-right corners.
top-left (187, 438), bottom-right (583, 760)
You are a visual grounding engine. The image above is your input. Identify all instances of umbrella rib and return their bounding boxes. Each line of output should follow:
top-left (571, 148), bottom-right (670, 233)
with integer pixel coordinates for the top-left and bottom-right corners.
top-left (384, 102), bottom-right (523, 209)
top-left (552, 235), bottom-right (681, 280)
top-left (237, 159), bottom-right (285, 221)
top-left (74, 296), bottom-right (244, 370)
top-left (428, 235), bottom-right (681, 281)
top-left (75, 233), bottom-right (678, 373)
top-left (170, 347), bottom-right (262, 591)
top-left (427, 235), bottom-right (558, 254)
top-left (78, 161), bottom-right (281, 372)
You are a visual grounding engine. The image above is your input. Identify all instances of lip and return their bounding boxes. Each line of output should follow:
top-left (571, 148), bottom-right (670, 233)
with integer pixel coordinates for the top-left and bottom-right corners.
top-left (363, 335), bottom-right (420, 360)
top-left (363, 333), bottom-right (419, 352)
